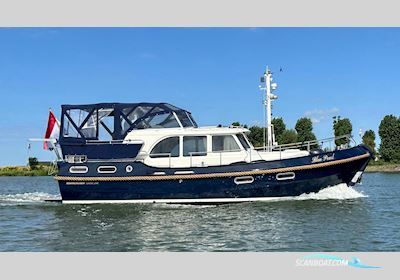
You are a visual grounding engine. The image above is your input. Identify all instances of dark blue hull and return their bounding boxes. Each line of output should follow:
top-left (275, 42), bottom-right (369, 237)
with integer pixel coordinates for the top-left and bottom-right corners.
top-left (60, 142), bottom-right (142, 160)
top-left (55, 145), bottom-right (371, 203)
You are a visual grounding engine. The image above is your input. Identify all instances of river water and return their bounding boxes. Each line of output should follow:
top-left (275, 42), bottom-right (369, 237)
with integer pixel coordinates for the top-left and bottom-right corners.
top-left (0, 173), bottom-right (399, 251)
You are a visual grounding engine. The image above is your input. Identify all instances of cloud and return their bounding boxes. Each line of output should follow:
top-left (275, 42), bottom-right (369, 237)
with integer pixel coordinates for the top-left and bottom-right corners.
top-left (304, 107), bottom-right (339, 124)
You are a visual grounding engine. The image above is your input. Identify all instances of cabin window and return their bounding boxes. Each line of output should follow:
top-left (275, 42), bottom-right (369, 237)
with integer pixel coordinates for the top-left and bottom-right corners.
top-left (150, 137), bottom-right (180, 158)
top-left (276, 172), bottom-right (296, 181)
top-left (121, 106), bottom-right (153, 134)
top-left (120, 106), bottom-right (184, 132)
top-left (63, 116), bottom-right (81, 138)
top-left (63, 109), bottom-right (97, 138)
top-left (69, 166), bottom-right (88, 174)
top-left (183, 136), bottom-right (207, 156)
top-left (148, 113), bottom-right (180, 128)
top-left (236, 134), bottom-right (251, 150)
top-left (234, 176), bottom-right (254, 185)
top-left (212, 135), bottom-right (240, 152)
top-left (97, 166), bottom-right (117, 174)
top-left (176, 111), bottom-right (196, 127)
top-left (135, 112), bottom-right (181, 129)
top-left (125, 165), bottom-right (133, 173)
top-left (98, 108), bottom-right (114, 141)
top-left (186, 113), bottom-right (198, 127)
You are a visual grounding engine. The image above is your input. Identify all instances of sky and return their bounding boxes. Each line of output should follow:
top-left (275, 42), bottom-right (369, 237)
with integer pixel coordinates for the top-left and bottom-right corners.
top-left (0, 28), bottom-right (399, 166)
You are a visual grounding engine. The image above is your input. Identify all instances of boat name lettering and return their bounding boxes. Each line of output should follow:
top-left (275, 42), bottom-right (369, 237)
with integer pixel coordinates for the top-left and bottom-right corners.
top-left (312, 154), bottom-right (335, 163)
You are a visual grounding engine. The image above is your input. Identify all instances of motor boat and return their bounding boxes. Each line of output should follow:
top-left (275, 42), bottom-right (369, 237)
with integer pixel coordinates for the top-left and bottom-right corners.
top-left (45, 67), bottom-right (372, 204)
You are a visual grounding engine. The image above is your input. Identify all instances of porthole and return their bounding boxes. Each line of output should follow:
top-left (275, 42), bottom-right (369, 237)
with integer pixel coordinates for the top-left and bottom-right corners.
top-left (234, 176), bottom-right (254, 185)
top-left (126, 165), bottom-right (133, 173)
top-left (97, 166), bottom-right (117, 174)
top-left (276, 172), bottom-right (295, 181)
top-left (174, 170), bottom-right (194, 175)
top-left (69, 166), bottom-right (88, 174)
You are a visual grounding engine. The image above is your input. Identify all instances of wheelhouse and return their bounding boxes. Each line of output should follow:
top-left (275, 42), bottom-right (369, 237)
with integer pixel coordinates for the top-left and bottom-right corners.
top-left (60, 102), bottom-right (197, 143)
top-left (57, 102), bottom-right (307, 168)
top-left (59, 102), bottom-right (197, 160)
top-left (147, 133), bottom-right (251, 158)
top-left (125, 127), bottom-right (255, 168)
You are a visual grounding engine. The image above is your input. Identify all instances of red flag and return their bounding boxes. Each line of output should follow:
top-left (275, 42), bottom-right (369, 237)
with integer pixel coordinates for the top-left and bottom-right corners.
top-left (44, 110), bottom-right (60, 150)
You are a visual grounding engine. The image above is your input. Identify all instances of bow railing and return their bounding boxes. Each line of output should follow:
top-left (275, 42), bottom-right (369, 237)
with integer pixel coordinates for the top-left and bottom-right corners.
top-left (255, 134), bottom-right (356, 153)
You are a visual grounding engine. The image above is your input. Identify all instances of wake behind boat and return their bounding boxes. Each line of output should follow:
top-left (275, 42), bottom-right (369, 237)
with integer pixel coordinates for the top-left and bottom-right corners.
top-left (40, 67), bottom-right (372, 204)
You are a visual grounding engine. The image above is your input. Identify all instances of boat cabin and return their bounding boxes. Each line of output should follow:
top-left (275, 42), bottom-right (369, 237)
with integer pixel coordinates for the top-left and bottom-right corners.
top-left (59, 102), bottom-right (196, 160)
top-left (127, 126), bottom-right (255, 168)
top-left (59, 102), bottom-right (308, 167)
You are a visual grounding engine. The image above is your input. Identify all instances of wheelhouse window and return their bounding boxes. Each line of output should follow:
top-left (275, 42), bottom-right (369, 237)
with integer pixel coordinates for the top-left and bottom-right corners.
top-left (134, 112), bottom-right (181, 129)
top-left (175, 111), bottom-right (197, 127)
top-left (212, 135), bottom-right (240, 152)
top-left (150, 137), bottom-right (180, 158)
top-left (183, 136), bottom-right (207, 156)
top-left (236, 133), bottom-right (251, 150)
top-left (98, 108), bottom-right (114, 141)
top-left (63, 108), bottom-right (97, 139)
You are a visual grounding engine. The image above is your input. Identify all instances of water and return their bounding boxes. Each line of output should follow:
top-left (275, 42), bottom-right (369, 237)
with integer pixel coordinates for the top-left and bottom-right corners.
top-left (0, 173), bottom-right (399, 251)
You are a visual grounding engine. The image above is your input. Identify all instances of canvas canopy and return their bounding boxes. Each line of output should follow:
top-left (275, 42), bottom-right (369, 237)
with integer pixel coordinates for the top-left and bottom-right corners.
top-left (60, 102), bottom-right (197, 144)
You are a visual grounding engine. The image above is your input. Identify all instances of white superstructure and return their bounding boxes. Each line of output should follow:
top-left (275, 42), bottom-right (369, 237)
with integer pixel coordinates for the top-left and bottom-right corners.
top-left (121, 67), bottom-right (308, 168)
top-left (125, 125), bottom-right (308, 168)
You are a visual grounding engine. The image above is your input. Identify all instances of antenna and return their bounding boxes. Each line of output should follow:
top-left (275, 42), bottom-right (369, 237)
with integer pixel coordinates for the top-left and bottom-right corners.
top-left (260, 66), bottom-right (278, 152)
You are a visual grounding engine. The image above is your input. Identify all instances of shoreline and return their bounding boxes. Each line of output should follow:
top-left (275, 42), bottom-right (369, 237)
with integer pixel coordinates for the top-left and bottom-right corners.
top-left (365, 163), bottom-right (400, 173)
top-left (0, 166), bottom-right (54, 176)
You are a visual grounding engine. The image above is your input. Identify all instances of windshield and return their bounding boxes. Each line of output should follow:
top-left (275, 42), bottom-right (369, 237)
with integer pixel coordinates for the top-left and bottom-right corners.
top-left (175, 111), bottom-right (197, 127)
top-left (236, 133), bottom-right (251, 150)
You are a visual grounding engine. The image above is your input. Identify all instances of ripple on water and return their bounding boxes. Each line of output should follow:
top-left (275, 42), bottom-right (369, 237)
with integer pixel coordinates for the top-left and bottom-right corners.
top-left (0, 192), bottom-right (61, 206)
top-left (0, 174), bottom-right (399, 251)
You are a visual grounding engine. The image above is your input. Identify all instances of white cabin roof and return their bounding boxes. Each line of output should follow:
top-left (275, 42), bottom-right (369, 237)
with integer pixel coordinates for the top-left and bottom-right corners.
top-left (125, 126), bottom-right (249, 139)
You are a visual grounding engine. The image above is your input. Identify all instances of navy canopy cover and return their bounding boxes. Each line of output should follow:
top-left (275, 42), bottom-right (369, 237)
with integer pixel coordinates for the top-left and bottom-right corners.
top-left (60, 102), bottom-right (197, 144)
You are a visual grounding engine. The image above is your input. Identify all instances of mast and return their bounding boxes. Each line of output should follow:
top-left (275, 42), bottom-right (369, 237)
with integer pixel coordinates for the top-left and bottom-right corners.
top-left (260, 66), bottom-right (278, 152)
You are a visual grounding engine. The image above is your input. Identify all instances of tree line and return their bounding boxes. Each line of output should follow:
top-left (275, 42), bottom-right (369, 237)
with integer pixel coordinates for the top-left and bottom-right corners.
top-left (233, 117), bottom-right (352, 149)
top-left (355, 115), bottom-right (400, 162)
top-left (244, 117), bottom-right (318, 147)
top-left (234, 114), bottom-right (400, 163)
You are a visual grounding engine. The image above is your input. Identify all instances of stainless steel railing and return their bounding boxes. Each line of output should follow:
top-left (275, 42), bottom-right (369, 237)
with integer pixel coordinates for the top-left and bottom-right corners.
top-left (255, 134), bottom-right (355, 153)
top-left (145, 148), bottom-right (258, 168)
top-left (146, 152), bottom-right (174, 168)
top-left (188, 149), bottom-right (245, 167)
